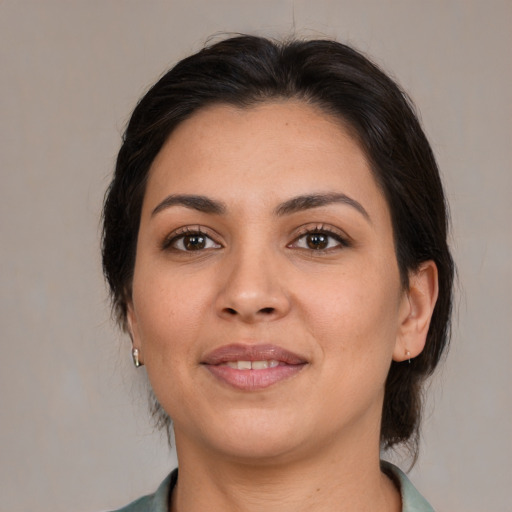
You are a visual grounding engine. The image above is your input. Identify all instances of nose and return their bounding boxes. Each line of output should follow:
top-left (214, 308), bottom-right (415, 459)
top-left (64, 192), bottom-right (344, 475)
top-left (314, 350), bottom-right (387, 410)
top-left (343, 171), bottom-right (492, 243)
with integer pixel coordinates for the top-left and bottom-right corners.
top-left (215, 247), bottom-right (291, 323)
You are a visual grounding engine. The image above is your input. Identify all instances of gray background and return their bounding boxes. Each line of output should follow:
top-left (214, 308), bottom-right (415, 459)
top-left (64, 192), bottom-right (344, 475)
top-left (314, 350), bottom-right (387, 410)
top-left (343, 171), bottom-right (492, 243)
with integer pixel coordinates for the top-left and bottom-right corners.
top-left (1, 1), bottom-right (511, 511)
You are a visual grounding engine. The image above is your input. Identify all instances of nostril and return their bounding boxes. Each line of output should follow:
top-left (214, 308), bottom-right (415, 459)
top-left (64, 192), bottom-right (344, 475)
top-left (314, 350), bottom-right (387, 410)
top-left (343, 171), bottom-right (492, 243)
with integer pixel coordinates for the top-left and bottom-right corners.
top-left (220, 306), bottom-right (277, 318)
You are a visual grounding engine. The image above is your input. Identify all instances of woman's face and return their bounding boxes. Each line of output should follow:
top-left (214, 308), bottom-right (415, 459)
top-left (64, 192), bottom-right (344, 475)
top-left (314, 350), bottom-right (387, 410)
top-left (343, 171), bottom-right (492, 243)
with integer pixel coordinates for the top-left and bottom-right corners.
top-left (128, 101), bottom-right (413, 463)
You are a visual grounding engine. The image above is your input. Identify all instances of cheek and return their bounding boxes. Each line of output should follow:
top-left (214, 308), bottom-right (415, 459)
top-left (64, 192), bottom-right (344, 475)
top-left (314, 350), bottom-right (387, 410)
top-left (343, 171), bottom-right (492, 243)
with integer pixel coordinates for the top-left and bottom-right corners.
top-left (299, 265), bottom-right (402, 356)
top-left (132, 268), bottom-right (213, 364)
top-left (302, 270), bottom-right (402, 416)
top-left (132, 273), bottom-right (210, 415)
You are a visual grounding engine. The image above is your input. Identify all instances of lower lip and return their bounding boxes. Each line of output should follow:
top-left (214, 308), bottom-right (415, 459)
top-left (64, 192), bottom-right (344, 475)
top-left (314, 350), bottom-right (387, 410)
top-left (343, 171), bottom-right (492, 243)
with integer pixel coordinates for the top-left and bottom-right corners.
top-left (204, 364), bottom-right (306, 391)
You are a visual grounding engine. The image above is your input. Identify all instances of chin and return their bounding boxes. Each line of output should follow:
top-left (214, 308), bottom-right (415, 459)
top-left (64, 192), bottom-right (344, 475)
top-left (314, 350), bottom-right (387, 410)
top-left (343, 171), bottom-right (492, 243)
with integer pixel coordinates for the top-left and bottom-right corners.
top-left (212, 434), bottom-right (306, 464)
top-left (178, 409), bottom-right (312, 464)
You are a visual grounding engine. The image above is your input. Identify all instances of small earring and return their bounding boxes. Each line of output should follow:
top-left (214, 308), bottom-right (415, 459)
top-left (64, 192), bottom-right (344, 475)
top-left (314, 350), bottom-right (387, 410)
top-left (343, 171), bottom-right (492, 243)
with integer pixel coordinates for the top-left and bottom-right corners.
top-left (132, 347), bottom-right (142, 368)
top-left (406, 350), bottom-right (411, 364)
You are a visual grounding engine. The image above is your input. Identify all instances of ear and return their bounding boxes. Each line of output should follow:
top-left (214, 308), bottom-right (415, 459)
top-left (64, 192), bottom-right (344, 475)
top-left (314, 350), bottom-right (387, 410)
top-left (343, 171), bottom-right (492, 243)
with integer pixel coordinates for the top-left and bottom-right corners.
top-left (393, 261), bottom-right (439, 362)
top-left (126, 301), bottom-right (144, 365)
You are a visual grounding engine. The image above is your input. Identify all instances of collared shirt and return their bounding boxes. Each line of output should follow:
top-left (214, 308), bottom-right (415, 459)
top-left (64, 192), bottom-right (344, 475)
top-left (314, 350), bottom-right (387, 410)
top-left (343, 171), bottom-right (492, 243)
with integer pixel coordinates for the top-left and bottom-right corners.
top-left (111, 462), bottom-right (434, 512)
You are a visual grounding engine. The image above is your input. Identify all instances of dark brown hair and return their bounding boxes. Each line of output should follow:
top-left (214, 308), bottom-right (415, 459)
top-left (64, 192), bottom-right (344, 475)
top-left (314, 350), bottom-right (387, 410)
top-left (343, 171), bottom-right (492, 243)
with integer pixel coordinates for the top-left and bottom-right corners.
top-left (102, 35), bottom-right (454, 456)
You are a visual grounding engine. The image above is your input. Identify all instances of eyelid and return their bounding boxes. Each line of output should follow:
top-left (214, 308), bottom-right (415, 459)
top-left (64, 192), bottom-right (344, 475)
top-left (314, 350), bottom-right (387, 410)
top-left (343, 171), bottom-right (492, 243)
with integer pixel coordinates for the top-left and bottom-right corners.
top-left (161, 225), bottom-right (222, 251)
top-left (288, 223), bottom-right (352, 250)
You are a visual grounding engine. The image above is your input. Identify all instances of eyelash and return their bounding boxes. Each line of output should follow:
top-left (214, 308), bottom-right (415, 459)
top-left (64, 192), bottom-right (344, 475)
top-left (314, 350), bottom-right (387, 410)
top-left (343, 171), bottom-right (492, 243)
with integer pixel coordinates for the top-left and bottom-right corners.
top-left (289, 224), bottom-right (351, 252)
top-left (162, 224), bottom-right (350, 253)
top-left (162, 226), bottom-right (221, 252)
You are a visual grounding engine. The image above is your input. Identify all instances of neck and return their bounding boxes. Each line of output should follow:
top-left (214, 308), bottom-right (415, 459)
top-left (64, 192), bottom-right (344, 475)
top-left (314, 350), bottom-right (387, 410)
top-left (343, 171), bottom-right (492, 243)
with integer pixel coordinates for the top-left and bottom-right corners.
top-left (170, 431), bottom-right (401, 512)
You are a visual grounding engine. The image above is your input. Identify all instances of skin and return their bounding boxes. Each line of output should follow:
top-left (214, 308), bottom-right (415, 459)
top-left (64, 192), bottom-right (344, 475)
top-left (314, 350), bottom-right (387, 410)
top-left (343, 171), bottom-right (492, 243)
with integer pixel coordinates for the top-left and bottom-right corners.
top-left (127, 101), bottom-right (438, 512)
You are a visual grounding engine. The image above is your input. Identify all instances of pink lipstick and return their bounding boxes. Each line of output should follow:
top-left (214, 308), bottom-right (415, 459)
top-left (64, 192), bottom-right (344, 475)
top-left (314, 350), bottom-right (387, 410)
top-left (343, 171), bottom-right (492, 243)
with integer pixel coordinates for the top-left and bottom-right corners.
top-left (201, 344), bottom-right (307, 391)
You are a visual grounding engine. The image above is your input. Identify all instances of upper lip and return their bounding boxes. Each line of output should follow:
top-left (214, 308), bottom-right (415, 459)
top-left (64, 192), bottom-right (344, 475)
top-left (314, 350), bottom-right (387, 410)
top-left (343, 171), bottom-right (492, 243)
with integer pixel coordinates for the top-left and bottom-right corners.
top-left (201, 344), bottom-right (307, 365)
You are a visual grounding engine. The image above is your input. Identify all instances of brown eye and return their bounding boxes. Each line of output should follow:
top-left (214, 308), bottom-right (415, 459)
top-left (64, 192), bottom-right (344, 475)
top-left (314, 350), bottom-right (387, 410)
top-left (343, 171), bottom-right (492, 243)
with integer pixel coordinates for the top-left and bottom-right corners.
top-left (306, 233), bottom-right (329, 250)
top-left (290, 228), bottom-right (348, 252)
top-left (166, 230), bottom-right (221, 252)
top-left (183, 234), bottom-right (206, 250)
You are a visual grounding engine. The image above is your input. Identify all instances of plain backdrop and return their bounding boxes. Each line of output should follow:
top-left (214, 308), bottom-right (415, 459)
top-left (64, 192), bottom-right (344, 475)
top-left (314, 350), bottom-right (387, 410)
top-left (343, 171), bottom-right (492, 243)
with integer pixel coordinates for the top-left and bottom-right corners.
top-left (1, 1), bottom-right (511, 511)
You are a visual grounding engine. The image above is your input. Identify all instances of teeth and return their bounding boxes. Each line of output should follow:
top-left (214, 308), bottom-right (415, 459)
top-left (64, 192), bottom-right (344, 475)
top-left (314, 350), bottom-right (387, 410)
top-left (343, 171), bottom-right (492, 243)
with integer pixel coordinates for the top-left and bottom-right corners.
top-left (251, 360), bottom-right (269, 370)
top-left (223, 360), bottom-right (280, 370)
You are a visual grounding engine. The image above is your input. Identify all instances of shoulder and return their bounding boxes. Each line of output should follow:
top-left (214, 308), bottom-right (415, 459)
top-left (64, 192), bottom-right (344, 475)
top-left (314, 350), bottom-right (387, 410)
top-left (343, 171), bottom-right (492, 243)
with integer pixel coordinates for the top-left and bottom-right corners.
top-left (108, 469), bottom-right (177, 512)
top-left (381, 461), bottom-right (435, 512)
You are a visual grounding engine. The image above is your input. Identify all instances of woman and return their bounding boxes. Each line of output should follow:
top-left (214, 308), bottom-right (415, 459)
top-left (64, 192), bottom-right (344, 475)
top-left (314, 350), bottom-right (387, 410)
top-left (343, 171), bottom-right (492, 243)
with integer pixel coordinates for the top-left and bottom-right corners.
top-left (102, 35), bottom-right (454, 512)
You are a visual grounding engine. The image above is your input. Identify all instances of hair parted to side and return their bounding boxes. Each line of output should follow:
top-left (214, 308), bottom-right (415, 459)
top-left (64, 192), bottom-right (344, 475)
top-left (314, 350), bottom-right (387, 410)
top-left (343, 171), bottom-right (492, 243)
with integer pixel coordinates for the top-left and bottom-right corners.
top-left (102, 35), bottom-right (454, 458)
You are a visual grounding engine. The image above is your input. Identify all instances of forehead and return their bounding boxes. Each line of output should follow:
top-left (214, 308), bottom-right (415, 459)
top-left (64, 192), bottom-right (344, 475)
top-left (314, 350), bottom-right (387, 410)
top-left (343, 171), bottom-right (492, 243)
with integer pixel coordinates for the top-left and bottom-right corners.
top-left (144, 100), bottom-right (388, 220)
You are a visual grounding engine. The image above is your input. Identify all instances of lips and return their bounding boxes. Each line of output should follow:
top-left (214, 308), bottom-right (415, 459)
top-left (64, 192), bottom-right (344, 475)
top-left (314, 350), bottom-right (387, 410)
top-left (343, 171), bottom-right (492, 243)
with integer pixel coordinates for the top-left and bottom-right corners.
top-left (201, 344), bottom-right (307, 390)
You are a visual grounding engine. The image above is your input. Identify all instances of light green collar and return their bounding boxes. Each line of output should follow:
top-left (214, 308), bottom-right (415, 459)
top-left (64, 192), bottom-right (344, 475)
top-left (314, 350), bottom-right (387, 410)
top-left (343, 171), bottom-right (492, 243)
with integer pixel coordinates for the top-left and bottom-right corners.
top-left (381, 460), bottom-right (435, 512)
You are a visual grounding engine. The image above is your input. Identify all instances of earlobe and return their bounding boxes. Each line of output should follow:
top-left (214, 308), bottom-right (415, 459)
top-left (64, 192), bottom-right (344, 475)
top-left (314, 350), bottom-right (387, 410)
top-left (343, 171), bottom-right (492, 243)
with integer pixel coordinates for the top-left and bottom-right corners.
top-left (126, 302), bottom-right (144, 366)
top-left (393, 261), bottom-right (439, 362)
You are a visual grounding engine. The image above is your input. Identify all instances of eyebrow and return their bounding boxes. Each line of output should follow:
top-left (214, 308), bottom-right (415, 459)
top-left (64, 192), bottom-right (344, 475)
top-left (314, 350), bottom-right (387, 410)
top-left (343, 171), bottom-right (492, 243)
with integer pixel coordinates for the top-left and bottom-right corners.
top-left (151, 194), bottom-right (227, 217)
top-left (274, 193), bottom-right (371, 222)
top-left (151, 192), bottom-right (370, 222)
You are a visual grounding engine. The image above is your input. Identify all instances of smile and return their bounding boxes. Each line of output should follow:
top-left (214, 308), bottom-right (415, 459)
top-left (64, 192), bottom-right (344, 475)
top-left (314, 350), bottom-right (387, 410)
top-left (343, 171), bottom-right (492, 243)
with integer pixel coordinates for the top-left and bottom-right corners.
top-left (202, 344), bottom-right (307, 390)
top-left (221, 360), bottom-right (280, 370)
